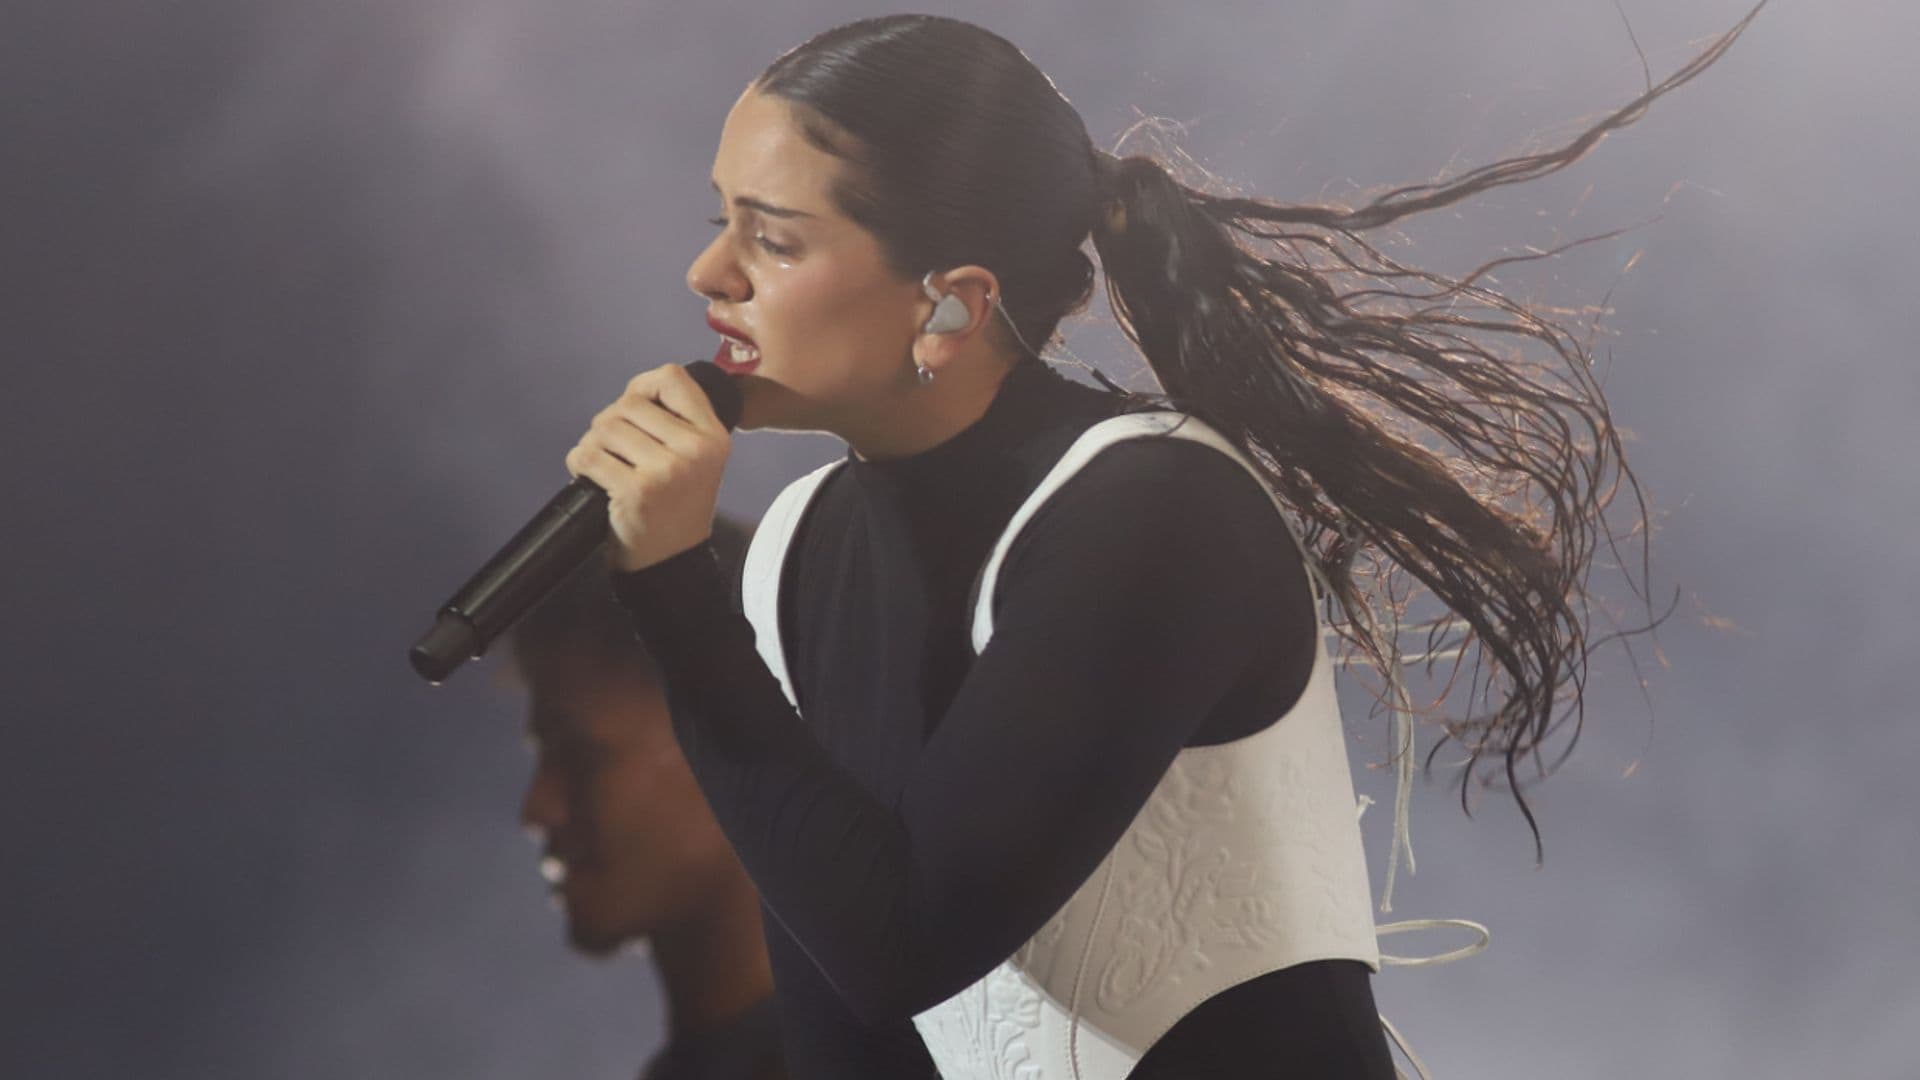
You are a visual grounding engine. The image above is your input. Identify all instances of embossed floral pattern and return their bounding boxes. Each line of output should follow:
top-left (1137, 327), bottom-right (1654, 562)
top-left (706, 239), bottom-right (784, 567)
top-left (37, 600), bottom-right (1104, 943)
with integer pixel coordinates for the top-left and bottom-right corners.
top-left (917, 965), bottom-right (1046, 1080)
top-left (1096, 752), bottom-right (1314, 1014)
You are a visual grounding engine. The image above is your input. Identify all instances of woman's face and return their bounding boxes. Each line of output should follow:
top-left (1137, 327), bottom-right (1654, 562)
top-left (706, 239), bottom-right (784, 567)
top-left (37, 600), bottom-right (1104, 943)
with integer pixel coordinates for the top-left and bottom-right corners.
top-left (686, 88), bottom-right (925, 434)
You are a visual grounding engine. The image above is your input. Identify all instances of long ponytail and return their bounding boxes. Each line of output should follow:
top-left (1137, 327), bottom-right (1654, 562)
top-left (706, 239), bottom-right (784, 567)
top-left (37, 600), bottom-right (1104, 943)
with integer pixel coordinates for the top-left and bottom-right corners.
top-left (756, 5), bottom-right (1764, 855)
top-left (1087, 6), bottom-right (1762, 852)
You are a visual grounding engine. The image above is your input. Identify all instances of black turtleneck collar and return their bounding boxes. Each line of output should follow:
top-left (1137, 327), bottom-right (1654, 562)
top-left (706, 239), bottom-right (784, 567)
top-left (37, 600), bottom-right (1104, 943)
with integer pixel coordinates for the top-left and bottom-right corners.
top-left (844, 359), bottom-right (1116, 488)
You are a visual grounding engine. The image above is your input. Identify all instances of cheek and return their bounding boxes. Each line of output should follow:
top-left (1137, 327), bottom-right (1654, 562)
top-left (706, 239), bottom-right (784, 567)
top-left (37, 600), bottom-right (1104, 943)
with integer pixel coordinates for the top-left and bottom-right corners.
top-left (596, 756), bottom-right (711, 845)
top-left (759, 260), bottom-right (909, 372)
top-left (644, 768), bottom-right (732, 864)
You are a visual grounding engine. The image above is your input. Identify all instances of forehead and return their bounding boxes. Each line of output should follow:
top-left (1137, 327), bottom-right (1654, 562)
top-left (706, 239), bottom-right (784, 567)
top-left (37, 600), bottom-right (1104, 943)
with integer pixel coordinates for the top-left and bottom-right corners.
top-left (711, 89), bottom-right (846, 209)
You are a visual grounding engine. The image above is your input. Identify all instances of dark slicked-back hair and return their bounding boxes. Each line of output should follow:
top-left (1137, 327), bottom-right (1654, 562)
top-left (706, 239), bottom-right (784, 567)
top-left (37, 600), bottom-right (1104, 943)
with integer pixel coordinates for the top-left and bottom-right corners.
top-left (756, 16), bottom-right (1102, 354)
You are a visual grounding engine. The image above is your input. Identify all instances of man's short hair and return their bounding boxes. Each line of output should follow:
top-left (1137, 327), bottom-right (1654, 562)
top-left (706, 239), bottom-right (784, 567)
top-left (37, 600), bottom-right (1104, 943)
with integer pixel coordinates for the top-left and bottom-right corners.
top-left (508, 516), bottom-right (752, 676)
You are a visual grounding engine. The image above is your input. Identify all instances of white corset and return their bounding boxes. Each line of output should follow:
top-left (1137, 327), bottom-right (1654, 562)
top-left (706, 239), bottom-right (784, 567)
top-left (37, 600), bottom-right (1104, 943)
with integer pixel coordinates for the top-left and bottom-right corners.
top-left (740, 412), bottom-right (1380, 1080)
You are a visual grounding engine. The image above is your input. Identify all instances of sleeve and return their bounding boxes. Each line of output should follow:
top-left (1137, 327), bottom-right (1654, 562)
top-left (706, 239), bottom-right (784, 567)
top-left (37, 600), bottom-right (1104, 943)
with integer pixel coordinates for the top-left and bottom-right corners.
top-left (761, 908), bottom-right (942, 1076)
top-left (614, 437), bottom-right (1314, 1023)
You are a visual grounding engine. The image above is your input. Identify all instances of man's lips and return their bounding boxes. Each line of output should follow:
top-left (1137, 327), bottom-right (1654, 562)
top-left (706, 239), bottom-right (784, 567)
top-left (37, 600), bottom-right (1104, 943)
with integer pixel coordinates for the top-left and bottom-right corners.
top-left (540, 843), bottom-right (589, 885)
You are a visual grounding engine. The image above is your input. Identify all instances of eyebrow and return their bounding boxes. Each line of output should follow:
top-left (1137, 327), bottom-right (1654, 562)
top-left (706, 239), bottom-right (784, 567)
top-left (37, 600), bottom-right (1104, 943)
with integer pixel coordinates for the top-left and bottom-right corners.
top-left (711, 180), bottom-right (816, 220)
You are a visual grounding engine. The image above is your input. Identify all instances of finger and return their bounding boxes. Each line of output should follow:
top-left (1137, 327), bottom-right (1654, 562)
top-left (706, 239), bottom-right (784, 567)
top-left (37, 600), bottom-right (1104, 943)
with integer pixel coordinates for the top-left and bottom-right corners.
top-left (595, 409), bottom-right (681, 465)
top-left (564, 442), bottom-right (633, 489)
top-left (611, 394), bottom-right (707, 457)
top-left (633, 365), bottom-right (726, 435)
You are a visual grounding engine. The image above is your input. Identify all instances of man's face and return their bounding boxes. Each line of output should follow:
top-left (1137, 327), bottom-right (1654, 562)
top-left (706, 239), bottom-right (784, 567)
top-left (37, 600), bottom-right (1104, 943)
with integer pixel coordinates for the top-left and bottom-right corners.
top-left (516, 650), bottom-right (736, 956)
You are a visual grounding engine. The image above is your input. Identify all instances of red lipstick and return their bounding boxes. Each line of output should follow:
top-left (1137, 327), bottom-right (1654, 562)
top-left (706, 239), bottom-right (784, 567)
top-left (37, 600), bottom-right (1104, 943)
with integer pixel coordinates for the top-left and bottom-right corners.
top-left (707, 312), bottom-right (759, 375)
top-left (706, 312), bottom-right (754, 346)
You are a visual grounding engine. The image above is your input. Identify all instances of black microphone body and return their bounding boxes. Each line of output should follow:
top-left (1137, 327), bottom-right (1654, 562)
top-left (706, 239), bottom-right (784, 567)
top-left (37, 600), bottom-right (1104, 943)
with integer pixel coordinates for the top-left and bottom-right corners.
top-left (409, 361), bottom-right (743, 684)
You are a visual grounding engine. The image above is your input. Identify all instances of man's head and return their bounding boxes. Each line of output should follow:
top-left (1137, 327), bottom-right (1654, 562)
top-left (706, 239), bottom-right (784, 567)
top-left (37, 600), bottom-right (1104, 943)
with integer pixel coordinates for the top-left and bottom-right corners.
top-left (507, 521), bottom-right (751, 956)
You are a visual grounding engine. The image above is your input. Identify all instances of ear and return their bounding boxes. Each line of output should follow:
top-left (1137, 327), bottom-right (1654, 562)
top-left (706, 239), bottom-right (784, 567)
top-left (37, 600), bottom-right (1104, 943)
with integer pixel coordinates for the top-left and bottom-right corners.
top-left (912, 264), bottom-right (1003, 374)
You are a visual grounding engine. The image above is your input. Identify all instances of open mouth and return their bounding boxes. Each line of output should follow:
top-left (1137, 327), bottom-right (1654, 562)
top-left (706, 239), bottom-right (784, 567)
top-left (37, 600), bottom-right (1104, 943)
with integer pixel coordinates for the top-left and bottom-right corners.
top-left (712, 336), bottom-right (760, 374)
top-left (707, 313), bottom-right (760, 374)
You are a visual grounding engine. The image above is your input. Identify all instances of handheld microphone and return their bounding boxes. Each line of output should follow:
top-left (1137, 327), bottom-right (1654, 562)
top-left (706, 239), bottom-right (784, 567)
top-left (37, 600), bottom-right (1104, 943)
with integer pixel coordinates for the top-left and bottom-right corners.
top-left (408, 361), bottom-right (743, 684)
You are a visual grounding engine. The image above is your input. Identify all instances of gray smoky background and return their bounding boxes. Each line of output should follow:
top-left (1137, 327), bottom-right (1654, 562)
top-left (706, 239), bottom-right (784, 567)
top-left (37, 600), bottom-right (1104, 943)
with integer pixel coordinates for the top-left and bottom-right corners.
top-left (4, 0), bottom-right (1914, 1076)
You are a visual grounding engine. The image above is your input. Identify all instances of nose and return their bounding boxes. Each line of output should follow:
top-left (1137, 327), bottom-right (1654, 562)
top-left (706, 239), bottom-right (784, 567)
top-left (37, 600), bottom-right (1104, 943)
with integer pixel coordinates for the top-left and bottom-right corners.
top-left (686, 231), bottom-right (749, 302)
top-left (519, 761), bottom-right (567, 835)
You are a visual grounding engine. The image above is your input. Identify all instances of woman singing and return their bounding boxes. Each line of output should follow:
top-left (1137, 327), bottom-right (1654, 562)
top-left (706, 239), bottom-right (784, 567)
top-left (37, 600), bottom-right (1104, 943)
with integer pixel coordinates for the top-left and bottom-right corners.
top-left (562, 13), bottom-right (1758, 1077)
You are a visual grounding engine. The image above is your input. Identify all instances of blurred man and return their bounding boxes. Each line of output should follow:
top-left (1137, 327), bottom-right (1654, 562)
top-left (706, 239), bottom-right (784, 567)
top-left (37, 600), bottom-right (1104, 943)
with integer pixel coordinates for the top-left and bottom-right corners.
top-left (507, 518), bottom-right (783, 1080)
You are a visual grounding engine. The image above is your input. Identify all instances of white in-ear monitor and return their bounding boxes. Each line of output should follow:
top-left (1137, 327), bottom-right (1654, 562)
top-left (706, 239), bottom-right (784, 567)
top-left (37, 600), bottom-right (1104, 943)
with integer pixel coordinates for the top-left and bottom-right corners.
top-left (921, 272), bottom-right (971, 335)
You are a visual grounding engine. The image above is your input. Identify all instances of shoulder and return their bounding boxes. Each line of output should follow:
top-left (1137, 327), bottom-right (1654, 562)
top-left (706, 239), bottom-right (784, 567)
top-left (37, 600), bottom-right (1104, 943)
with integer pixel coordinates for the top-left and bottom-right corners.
top-left (982, 419), bottom-right (1317, 651)
top-left (1053, 417), bottom-right (1279, 523)
top-left (753, 459), bottom-right (844, 550)
top-left (1011, 419), bottom-right (1297, 575)
top-left (744, 459), bottom-right (844, 597)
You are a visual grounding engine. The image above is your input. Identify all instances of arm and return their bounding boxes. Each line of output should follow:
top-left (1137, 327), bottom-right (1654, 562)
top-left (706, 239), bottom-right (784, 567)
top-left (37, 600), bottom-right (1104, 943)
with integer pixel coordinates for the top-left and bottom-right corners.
top-left (617, 438), bottom-right (1313, 1022)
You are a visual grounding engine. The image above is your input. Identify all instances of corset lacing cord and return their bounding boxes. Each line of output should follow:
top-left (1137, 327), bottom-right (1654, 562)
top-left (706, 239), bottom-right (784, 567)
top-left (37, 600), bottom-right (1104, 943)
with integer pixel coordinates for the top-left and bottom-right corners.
top-left (1348, 610), bottom-right (1491, 1080)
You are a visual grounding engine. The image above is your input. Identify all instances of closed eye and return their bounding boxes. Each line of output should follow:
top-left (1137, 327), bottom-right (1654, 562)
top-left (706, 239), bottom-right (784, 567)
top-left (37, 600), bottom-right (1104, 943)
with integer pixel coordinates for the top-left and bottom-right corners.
top-left (707, 216), bottom-right (796, 258)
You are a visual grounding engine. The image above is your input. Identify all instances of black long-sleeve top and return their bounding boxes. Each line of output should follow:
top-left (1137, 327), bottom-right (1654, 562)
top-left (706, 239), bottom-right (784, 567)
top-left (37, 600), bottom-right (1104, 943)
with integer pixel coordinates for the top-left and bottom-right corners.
top-left (616, 360), bottom-right (1392, 1078)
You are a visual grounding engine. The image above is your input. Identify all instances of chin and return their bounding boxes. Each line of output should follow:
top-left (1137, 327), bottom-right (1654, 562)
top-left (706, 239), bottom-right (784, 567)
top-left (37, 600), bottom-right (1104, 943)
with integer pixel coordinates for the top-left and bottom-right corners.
top-left (565, 918), bottom-right (632, 958)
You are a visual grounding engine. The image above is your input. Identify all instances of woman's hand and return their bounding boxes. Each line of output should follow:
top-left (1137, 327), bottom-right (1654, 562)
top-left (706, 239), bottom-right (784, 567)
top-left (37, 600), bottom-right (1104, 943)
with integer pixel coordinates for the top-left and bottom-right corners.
top-left (565, 365), bottom-right (733, 573)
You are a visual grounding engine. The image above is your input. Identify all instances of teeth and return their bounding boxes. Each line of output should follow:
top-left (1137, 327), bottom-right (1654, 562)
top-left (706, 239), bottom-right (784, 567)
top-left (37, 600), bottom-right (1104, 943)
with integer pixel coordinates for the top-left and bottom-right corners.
top-left (726, 339), bottom-right (759, 364)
